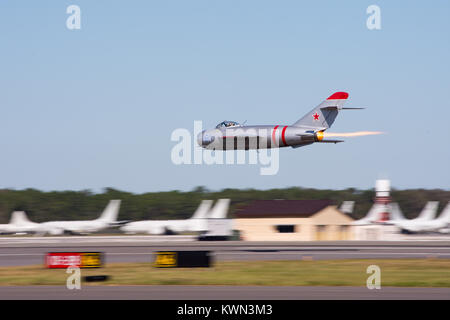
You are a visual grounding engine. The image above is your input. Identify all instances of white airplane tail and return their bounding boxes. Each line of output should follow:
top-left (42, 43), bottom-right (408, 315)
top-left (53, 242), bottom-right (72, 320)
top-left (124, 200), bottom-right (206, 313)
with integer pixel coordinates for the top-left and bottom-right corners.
top-left (190, 200), bottom-right (213, 219)
top-left (339, 201), bottom-right (355, 214)
top-left (389, 203), bottom-right (406, 221)
top-left (292, 92), bottom-right (349, 129)
top-left (436, 201), bottom-right (450, 222)
top-left (98, 200), bottom-right (121, 223)
top-left (10, 211), bottom-right (35, 226)
top-left (352, 203), bottom-right (386, 225)
top-left (208, 199), bottom-right (230, 219)
top-left (416, 202), bottom-right (439, 221)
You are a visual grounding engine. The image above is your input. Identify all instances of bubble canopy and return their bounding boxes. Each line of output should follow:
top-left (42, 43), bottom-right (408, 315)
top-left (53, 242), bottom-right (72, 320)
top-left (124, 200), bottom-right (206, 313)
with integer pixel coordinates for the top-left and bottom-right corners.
top-left (215, 121), bottom-right (241, 129)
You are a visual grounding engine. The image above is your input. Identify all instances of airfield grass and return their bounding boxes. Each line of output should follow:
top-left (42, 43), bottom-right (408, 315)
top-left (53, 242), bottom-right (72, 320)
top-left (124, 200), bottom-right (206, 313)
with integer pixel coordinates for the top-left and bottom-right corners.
top-left (0, 259), bottom-right (449, 287)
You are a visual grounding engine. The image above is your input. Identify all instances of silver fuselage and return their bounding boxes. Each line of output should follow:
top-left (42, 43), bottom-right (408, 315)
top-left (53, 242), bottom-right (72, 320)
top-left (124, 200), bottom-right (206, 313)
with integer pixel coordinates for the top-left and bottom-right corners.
top-left (197, 125), bottom-right (322, 150)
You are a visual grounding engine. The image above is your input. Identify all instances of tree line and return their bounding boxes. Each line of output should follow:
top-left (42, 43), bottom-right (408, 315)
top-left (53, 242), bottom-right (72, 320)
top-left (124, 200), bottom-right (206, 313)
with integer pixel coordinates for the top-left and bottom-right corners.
top-left (0, 186), bottom-right (449, 224)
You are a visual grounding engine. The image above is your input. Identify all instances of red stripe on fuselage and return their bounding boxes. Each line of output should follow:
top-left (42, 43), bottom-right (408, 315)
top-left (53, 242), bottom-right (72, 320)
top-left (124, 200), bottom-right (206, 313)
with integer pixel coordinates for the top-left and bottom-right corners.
top-left (281, 126), bottom-right (288, 146)
top-left (272, 125), bottom-right (279, 146)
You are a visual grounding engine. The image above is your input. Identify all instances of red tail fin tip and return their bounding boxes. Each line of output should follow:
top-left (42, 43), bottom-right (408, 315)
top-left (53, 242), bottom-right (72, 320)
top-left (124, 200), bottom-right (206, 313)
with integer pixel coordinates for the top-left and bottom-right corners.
top-left (327, 92), bottom-right (349, 100)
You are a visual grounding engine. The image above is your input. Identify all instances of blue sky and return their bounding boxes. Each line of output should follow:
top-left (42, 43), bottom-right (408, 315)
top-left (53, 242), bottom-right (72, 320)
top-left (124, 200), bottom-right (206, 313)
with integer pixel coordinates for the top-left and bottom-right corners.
top-left (0, 1), bottom-right (449, 193)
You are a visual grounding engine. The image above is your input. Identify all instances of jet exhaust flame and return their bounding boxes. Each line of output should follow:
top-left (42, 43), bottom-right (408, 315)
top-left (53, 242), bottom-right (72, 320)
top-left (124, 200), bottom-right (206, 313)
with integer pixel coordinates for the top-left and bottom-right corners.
top-left (323, 131), bottom-right (384, 138)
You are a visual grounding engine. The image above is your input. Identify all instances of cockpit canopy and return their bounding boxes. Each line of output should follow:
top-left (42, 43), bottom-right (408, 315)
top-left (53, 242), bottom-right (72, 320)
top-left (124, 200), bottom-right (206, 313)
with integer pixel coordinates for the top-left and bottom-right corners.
top-left (215, 121), bottom-right (240, 129)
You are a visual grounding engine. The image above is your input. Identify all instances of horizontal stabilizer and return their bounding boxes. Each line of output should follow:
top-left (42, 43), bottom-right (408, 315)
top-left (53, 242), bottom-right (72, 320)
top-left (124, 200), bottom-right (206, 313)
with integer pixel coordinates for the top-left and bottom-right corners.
top-left (317, 140), bottom-right (344, 143)
top-left (321, 107), bottom-right (365, 110)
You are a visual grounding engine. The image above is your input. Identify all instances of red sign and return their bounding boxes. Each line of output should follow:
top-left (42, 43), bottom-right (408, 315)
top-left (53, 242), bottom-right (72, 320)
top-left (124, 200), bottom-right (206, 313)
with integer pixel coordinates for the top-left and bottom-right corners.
top-left (46, 252), bottom-right (102, 268)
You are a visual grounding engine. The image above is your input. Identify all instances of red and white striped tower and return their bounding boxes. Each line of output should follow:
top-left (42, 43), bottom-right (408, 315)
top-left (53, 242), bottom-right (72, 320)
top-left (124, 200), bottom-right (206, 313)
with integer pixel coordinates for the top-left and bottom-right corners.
top-left (374, 179), bottom-right (391, 222)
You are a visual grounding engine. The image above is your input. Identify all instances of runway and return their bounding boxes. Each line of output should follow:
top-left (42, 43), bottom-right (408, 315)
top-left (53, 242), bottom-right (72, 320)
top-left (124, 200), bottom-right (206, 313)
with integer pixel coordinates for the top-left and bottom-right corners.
top-left (0, 285), bottom-right (448, 300)
top-left (0, 237), bottom-right (449, 266)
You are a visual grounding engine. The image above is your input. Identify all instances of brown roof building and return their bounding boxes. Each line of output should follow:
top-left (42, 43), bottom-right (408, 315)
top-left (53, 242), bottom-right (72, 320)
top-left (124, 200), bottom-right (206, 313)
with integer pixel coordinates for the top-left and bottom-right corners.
top-left (234, 199), bottom-right (354, 241)
top-left (235, 200), bottom-right (335, 218)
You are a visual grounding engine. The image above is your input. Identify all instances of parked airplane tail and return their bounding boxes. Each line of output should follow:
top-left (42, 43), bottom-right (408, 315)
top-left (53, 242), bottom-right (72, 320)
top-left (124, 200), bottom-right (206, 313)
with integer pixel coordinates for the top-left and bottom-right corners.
top-left (437, 201), bottom-right (450, 222)
top-left (339, 201), bottom-right (355, 214)
top-left (292, 92), bottom-right (350, 129)
top-left (208, 199), bottom-right (230, 219)
top-left (416, 202), bottom-right (439, 221)
top-left (389, 203), bottom-right (406, 221)
top-left (10, 211), bottom-right (34, 226)
top-left (190, 200), bottom-right (213, 219)
top-left (98, 200), bottom-right (121, 223)
top-left (352, 203), bottom-right (386, 225)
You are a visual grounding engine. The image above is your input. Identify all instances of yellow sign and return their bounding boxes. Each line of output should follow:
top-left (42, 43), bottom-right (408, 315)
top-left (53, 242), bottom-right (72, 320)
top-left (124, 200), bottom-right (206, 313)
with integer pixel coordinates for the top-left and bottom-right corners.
top-left (154, 252), bottom-right (177, 268)
top-left (80, 252), bottom-right (102, 268)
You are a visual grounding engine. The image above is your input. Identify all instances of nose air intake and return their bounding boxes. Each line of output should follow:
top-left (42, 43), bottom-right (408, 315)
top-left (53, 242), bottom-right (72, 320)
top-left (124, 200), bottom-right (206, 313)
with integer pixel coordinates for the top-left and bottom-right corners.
top-left (197, 131), bottom-right (215, 147)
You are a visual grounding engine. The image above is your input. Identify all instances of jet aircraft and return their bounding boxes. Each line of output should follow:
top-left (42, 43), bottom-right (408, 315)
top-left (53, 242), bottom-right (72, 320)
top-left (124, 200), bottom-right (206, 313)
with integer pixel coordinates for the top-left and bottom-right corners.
top-left (121, 199), bottom-right (230, 235)
top-left (197, 92), bottom-right (363, 150)
top-left (34, 200), bottom-right (122, 235)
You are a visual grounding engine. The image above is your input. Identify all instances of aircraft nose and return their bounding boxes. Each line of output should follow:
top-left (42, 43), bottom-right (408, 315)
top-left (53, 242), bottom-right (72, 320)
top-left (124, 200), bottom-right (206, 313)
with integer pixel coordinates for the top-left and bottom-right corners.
top-left (197, 131), bottom-right (204, 147)
top-left (197, 131), bottom-right (215, 147)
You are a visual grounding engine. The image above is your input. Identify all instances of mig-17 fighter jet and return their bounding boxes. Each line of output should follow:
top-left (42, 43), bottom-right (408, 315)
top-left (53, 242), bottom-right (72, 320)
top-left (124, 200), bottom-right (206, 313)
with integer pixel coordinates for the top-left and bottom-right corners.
top-left (197, 92), bottom-right (367, 150)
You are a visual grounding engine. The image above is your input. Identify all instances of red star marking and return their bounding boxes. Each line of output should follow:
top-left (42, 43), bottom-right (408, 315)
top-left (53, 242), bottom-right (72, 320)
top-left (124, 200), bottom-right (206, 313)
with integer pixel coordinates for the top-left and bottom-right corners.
top-left (313, 113), bottom-right (320, 120)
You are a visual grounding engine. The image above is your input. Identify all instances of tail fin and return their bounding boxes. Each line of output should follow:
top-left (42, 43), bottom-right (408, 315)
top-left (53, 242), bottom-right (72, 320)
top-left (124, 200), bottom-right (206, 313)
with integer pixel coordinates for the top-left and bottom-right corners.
top-left (389, 203), bottom-right (406, 221)
top-left (339, 201), bottom-right (355, 214)
top-left (437, 201), bottom-right (450, 222)
top-left (10, 211), bottom-right (34, 226)
top-left (98, 200), bottom-right (121, 223)
top-left (208, 199), bottom-right (230, 219)
top-left (292, 92), bottom-right (349, 129)
top-left (190, 200), bottom-right (213, 219)
top-left (352, 203), bottom-right (387, 225)
top-left (416, 202), bottom-right (438, 221)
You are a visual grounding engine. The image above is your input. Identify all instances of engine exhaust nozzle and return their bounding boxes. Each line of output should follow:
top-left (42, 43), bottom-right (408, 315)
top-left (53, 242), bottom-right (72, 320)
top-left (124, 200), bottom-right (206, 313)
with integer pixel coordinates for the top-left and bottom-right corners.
top-left (314, 131), bottom-right (324, 142)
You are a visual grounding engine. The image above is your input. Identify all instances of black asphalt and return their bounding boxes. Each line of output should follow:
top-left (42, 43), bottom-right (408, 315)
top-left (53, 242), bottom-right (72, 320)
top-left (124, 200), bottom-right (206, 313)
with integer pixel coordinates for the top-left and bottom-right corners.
top-left (0, 285), bottom-right (448, 300)
top-left (0, 239), bottom-right (449, 266)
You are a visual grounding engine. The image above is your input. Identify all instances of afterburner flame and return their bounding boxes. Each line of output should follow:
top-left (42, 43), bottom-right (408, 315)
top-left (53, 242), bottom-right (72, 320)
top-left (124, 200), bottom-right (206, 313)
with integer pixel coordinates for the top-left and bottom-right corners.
top-left (323, 131), bottom-right (384, 138)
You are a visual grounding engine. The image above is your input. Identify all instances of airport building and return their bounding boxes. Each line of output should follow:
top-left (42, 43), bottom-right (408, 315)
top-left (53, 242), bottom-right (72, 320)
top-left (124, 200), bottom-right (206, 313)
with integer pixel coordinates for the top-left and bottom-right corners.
top-left (234, 199), bottom-right (355, 241)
